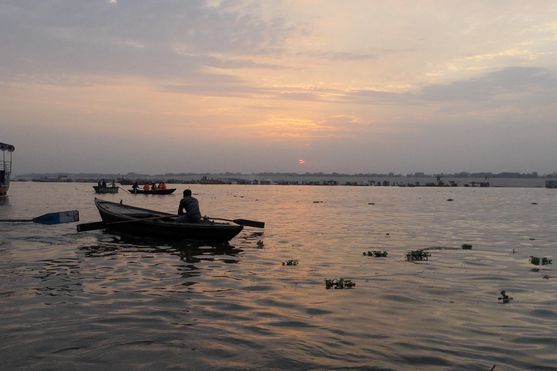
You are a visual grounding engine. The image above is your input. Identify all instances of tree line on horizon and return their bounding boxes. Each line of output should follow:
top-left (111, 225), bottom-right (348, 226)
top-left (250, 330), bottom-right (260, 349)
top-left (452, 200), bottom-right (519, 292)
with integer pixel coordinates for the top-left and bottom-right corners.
top-left (16, 171), bottom-right (557, 179)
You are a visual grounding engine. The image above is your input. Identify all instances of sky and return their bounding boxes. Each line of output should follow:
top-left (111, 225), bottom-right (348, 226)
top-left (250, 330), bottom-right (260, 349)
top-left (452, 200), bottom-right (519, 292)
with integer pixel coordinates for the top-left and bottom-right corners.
top-left (1, 0), bottom-right (557, 174)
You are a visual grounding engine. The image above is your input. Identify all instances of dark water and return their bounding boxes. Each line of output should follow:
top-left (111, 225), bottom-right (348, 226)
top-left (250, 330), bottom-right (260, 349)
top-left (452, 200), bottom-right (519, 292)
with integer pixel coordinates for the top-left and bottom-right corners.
top-left (1, 182), bottom-right (556, 370)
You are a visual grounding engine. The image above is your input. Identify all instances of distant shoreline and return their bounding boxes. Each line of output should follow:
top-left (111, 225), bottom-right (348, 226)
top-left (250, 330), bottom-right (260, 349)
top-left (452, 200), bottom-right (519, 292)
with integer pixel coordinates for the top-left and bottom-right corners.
top-left (13, 174), bottom-right (557, 188)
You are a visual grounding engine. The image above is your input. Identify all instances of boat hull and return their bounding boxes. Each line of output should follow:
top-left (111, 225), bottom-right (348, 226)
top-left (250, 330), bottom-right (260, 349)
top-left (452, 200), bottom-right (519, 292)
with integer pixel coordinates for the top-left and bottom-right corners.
top-left (0, 184), bottom-right (8, 197)
top-left (94, 198), bottom-right (243, 241)
top-left (93, 186), bottom-right (119, 194)
top-left (128, 188), bottom-right (176, 195)
top-left (0, 142), bottom-right (14, 197)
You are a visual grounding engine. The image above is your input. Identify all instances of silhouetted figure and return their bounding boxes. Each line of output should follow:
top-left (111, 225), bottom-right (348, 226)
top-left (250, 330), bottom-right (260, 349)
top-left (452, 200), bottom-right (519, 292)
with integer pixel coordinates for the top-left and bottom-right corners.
top-left (177, 189), bottom-right (201, 223)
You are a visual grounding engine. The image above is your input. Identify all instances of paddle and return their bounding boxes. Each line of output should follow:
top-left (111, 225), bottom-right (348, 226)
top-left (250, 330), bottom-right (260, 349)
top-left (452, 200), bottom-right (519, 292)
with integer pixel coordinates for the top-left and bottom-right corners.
top-left (0, 210), bottom-right (80, 225)
top-left (208, 217), bottom-right (265, 228)
top-left (120, 186), bottom-right (134, 193)
top-left (77, 214), bottom-right (173, 232)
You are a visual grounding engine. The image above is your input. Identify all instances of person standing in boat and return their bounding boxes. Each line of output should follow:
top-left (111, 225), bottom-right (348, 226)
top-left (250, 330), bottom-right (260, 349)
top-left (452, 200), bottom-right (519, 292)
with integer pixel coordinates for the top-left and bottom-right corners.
top-left (177, 189), bottom-right (202, 223)
top-left (132, 181), bottom-right (139, 192)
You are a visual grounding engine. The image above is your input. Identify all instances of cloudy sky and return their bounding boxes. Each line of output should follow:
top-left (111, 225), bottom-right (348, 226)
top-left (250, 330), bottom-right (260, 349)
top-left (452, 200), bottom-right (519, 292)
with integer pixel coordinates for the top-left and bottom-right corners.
top-left (1, 0), bottom-right (557, 174)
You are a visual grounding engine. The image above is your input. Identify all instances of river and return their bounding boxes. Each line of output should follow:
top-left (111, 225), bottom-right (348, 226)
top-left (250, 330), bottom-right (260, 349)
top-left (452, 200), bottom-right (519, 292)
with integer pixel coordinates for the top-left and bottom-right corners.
top-left (1, 182), bottom-right (556, 370)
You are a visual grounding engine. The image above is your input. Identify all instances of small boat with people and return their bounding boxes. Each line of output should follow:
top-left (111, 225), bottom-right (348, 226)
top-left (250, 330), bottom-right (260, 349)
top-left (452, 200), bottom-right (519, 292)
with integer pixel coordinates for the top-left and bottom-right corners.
top-left (94, 179), bottom-right (119, 194)
top-left (128, 188), bottom-right (176, 195)
top-left (0, 142), bottom-right (15, 197)
top-left (129, 181), bottom-right (175, 195)
top-left (80, 198), bottom-right (245, 241)
top-left (93, 185), bottom-right (119, 194)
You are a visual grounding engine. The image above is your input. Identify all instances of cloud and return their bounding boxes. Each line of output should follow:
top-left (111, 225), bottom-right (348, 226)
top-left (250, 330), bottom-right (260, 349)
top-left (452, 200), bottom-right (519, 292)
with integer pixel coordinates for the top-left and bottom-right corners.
top-left (419, 66), bottom-right (557, 104)
top-left (0, 0), bottom-right (294, 83)
top-left (338, 66), bottom-right (557, 112)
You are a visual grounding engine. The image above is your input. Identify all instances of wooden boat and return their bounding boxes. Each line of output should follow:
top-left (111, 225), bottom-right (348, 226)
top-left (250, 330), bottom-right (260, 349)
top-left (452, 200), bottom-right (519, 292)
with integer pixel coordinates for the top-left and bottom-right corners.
top-left (93, 185), bottom-right (119, 194)
top-left (0, 142), bottom-right (15, 197)
top-left (128, 188), bottom-right (176, 195)
top-left (93, 198), bottom-right (243, 241)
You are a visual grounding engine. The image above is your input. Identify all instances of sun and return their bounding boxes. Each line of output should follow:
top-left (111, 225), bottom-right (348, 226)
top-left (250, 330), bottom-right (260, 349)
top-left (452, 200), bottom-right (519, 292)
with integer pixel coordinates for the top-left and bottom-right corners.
top-left (298, 159), bottom-right (305, 166)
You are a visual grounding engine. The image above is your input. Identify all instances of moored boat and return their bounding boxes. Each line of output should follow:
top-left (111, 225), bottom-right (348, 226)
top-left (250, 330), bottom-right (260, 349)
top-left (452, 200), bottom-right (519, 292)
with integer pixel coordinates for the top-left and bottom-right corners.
top-left (93, 185), bottom-right (119, 194)
top-left (93, 198), bottom-right (243, 241)
top-left (0, 142), bottom-right (15, 197)
top-left (128, 188), bottom-right (176, 195)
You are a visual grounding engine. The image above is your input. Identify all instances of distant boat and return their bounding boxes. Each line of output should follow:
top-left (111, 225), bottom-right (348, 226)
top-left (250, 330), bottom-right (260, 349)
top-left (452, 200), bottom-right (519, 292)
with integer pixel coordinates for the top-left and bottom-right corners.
top-left (128, 188), bottom-right (176, 195)
top-left (93, 185), bottom-right (119, 194)
top-left (0, 142), bottom-right (15, 197)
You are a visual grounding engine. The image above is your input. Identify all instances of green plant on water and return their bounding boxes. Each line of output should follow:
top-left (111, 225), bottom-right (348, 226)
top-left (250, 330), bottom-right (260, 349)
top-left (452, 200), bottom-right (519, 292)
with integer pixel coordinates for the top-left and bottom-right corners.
top-left (530, 256), bottom-right (552, 266)
top-left (325, 278), bottom-right (355, 289)
top-left (498, 290), bottom-right (513, 304)
top-left (363, 250), bottom-right (388, 257)
top-left (282, 259), bottom-right (298, 266)
top-left (406, 249), bottom-right (431, 261)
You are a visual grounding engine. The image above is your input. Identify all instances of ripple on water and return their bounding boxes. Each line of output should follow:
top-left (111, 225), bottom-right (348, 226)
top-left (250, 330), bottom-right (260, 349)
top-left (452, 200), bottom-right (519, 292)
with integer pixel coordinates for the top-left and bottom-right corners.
top-left (529, 308), bottom-right (557, 319)
top-left (305, 307), bottom-right (332, 316)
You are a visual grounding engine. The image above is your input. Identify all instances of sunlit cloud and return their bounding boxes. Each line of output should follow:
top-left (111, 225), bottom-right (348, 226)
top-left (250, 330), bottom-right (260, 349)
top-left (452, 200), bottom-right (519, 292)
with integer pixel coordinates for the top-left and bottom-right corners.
top-left (465, 48), bottom-right (538, 62)
top-left (244, 116), bottom-right (335, 139)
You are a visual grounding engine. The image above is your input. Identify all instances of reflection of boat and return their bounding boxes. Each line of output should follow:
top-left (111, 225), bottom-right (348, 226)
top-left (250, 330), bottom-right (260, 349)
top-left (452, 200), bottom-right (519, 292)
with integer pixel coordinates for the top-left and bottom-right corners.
top-left (93, 186), bottom-right (119, 194)
top-left (128, 188), bottom-right (176, 195)
top-left (0, 142), bottom-right (15, 197)
top-left (94, 198), bottom-right (243, 241)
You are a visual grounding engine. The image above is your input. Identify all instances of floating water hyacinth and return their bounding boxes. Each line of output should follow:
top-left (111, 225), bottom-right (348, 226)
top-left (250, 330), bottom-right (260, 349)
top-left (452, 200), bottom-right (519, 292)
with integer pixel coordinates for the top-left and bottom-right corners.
top-left (406, 250), bottom-right (431, 261)
top-left (325, 278), bottom-right (355, 289)
top-left (529, 256), bottom-right (552, 265)
top-left (461, 244), bottom-right (473, 250)
top-left (282, 259), bottom-right (298, 266)
top-left (363, 250), bottom-right (388, 257)
top-left (498, 290), bottom-right (513, 304)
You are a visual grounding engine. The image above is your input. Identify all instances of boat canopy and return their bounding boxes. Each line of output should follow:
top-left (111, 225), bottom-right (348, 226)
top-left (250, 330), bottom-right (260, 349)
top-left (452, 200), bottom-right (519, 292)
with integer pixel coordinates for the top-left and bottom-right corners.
top-left (0, 143), bottom-right (15, 152)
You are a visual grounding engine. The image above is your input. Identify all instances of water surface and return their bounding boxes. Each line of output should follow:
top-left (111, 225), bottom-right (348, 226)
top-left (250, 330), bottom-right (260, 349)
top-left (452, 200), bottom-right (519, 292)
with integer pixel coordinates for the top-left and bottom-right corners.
top-left (1, 182), bottom-right (556, 370)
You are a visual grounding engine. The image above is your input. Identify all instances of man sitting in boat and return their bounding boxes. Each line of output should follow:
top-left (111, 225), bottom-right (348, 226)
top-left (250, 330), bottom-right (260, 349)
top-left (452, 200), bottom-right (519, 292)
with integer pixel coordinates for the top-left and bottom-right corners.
top-left (143, 183), bottom-right (150, 191)
top-left (176, 189), bottom-right (202, 223)
top-left (158, 182), bottom-right (167, 190)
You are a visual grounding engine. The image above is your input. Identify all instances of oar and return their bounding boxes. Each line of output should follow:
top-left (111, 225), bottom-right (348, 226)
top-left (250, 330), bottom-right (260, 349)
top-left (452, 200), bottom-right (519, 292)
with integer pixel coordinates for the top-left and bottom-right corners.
top-left (120, 186), bottom-right (133, 193)
top-left (208, 217), bottom-right (265, 228)
top-left (0, 210), bottom-right (79, 225)
top-left (77, 214), bottom-right (174, 232)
